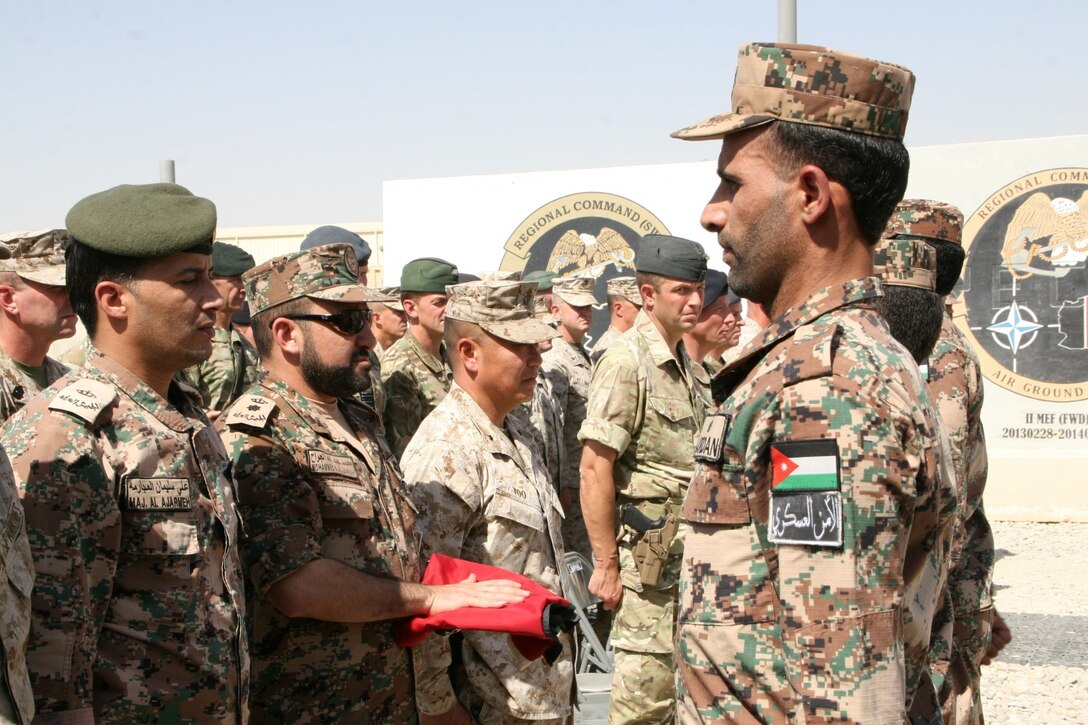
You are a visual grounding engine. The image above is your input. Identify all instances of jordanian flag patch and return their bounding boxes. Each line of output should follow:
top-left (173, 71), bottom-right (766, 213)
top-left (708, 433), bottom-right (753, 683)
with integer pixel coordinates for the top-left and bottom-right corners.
top-left (770, 440), bottom-right (840, 492)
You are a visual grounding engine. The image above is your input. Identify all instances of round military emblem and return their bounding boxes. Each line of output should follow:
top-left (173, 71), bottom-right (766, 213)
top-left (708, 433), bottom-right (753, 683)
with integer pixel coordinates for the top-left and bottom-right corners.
top-left (500, 192), bottom-right (670, 344)
top-left (959, 168), bottom-right (1088, 402)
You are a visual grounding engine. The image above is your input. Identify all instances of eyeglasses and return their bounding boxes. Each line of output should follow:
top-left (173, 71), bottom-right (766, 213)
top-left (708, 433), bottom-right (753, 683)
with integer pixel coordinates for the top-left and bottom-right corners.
top-left (280, 308), bottom-right (372, 335)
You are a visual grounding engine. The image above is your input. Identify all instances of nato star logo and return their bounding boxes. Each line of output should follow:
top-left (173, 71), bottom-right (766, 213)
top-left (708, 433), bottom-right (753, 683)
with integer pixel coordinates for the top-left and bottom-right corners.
top-left (987, 301), bottom-right (1042, 354)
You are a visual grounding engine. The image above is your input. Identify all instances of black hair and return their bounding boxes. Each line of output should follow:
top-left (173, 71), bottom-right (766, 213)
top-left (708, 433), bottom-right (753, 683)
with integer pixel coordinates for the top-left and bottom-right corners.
top-left (926, 237), bottom-right (966, 296)
top-left (768, 122), bottom-right (910, 245)
top-left (250, 297), bottom-right (312, 358)
top-left (65, 241), bottom-right (153, 337)
top-left (873, 286), bottom-right (945, 363)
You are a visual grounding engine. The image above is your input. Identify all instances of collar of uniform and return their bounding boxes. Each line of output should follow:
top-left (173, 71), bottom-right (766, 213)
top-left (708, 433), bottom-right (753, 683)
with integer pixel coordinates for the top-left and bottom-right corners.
top-left (258, 374), bottom-right (334, 437)
top-left (210, 326), bottom-right (231, 343)
top-left (721, 276), bottom-right (882, 377)
top-left (85, 349), bottom-right (201, 432)
top-left (551, 337), bottom-right (590, 366)
top-left (633, 309), bottom-right (685, 370)
top-left (404, 331), bottom-right (448, 373)
top-left (447, 383), bottom-right (526, 465)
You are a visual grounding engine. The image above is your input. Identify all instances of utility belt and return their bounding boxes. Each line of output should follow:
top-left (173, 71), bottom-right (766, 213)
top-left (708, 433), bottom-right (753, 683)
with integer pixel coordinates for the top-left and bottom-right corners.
top-left (617, 497), bottom-right (683, 588)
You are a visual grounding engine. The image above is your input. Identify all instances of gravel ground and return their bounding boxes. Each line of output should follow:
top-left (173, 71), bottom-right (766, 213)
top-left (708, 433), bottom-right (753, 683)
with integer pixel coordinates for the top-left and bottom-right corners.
top-left (982, 521), bottom-right (1088, 723)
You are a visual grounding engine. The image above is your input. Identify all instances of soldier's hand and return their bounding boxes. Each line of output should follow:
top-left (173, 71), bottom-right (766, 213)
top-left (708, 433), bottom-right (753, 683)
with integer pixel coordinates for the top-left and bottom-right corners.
top-left (589, 560), bottom-right (623, 610)
top-left (982, 611), bottom-right (1012, 665)
top-left (420, 703), bottom-right (472, 725)
top-left (425, 573), bottom-right (529, 615)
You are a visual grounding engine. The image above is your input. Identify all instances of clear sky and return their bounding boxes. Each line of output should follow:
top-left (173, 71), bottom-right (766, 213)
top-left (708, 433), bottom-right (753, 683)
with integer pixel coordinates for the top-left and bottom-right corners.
top-left (2, 0), bottom-right (1084, 231)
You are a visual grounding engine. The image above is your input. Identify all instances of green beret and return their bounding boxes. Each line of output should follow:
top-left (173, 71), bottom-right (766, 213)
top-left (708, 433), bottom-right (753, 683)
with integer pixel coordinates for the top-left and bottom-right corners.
top-left (636, 235), bottom-right (708, 282)
top-left (522, 269), bottom-right (557, 292)
top-left (401, 257), bottom-right (459, 294)
top-left (66, 183), bottom-right (216, 257)
top-left (212, 242), bottom-right (255, 277)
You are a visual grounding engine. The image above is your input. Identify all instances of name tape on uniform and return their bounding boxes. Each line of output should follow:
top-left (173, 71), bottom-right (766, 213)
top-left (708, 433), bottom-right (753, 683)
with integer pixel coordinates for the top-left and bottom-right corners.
top-left (121, 477), bottom-right (193, 511)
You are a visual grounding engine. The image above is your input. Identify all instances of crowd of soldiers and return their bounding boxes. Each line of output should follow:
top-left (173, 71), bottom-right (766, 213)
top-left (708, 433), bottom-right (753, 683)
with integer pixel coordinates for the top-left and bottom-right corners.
top-left (0, 40), bottom-right (1015, 724)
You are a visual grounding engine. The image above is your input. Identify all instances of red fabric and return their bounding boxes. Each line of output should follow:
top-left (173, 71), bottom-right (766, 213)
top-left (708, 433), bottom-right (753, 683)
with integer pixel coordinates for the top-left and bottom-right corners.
top-left (392, 553), bottom-right (570, 660)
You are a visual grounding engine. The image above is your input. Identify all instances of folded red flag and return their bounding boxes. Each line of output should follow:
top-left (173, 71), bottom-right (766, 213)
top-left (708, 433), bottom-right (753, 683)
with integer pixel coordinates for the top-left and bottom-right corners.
top-left (393, 553), bottom-right (575, 661)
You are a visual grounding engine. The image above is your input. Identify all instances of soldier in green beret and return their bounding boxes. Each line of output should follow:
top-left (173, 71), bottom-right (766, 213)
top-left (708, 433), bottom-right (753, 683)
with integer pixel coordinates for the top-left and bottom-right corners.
top-left (523, 269), bottom-right (557, 318)
top-left (381, 257), bottom-right (459, 458)
top-left (177, 241), bottom-right (260, 416)
top-left (0, 183), bottom-right (248, 722)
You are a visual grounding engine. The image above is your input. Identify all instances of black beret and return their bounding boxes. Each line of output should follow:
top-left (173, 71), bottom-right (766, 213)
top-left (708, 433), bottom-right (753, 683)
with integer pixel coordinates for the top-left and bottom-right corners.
top-left (212, 242), bottom-right (256, 277)
top-left (635, 234), bottom-right (708, 282)
top-left (702, 269), bottom-right (729, 309)
top-left (300, 225), bottom-right (372, 266)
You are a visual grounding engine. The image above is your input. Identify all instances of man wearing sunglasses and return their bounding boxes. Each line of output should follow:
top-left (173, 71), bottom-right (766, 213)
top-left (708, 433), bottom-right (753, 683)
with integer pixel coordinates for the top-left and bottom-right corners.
top-left (217, 245), bottom-right (527, 723)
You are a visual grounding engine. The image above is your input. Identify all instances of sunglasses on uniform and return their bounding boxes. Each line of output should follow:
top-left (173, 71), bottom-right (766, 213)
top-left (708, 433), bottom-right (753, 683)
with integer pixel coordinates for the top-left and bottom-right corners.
top-left (279, 308), bottom-right (372, 335)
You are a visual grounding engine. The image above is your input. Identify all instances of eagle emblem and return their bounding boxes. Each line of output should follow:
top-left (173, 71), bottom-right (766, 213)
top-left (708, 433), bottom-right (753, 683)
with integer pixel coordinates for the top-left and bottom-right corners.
top-left (546, 227), bottom-right (635, 278)
top-left (1002, 191), bottom-right (1088, 279)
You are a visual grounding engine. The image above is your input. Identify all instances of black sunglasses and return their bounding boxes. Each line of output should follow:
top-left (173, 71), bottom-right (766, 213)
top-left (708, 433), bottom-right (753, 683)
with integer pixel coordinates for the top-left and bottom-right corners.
top-left (280, 308), bottom-right (372, 335)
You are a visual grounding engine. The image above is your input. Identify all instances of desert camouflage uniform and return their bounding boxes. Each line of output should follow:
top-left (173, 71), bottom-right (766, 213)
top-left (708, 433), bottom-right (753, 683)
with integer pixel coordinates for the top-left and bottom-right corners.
top-left (0, 345), bottom-right (68, 424)
top-left (536, 338), bottom-right (593, 559)
top-left (178, 325), bottom-right (260, 412)
top-left (926, 313), bottom-right (993, 725)
top-left (0, 349), bottom-right (248, 722)
top-left (588, 325), bottom-right (621, 363)
top-left (579, 309), bottom-right (710, 723)
top-left (0, 449), bottom-right (34, 724)
top-left (403, 384), bottom-right (574, 723)
top-left (217, 375), bottom-right (420, 723)
top-left (677, 278), bottom-right (954, 723)
top-left (381, 332), bottom-right (452, 458)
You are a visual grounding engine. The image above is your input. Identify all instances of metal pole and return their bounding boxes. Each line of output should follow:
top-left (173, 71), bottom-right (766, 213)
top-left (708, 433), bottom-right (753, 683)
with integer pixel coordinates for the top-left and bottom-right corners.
top-left (159, 160), bottom-right (176, 183)
top-left (777, 0), bottom-right (797, 43)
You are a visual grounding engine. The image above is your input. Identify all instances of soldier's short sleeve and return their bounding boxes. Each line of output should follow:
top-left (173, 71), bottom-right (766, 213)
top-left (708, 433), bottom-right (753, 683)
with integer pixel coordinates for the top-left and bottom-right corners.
top-left (578, 346), bottom-right (640, 454)
top-left (219, 427), bottom-right (324, 596)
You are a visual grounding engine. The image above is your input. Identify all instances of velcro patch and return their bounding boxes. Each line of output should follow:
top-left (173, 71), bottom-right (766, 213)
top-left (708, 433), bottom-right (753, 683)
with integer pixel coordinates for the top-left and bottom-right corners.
top-left (306, 450), bottom-right (357, 478)
top-left (121, 477), bottom-right (193, 511)
top-left (770, 439), bottom-right (839, 492)
top-left (222, 394), bottom-right (276, 428)
top-left (769, 491), bottom-right (842, 547)
top-left (49, 379), bottom-right (117, 423)
top-left (693, 413), bottom-right (730, 463)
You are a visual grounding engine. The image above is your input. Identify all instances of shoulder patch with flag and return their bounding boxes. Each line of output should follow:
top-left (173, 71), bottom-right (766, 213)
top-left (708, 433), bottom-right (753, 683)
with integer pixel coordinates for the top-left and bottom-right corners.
top-left (770, 439), bottom-right (839, 491)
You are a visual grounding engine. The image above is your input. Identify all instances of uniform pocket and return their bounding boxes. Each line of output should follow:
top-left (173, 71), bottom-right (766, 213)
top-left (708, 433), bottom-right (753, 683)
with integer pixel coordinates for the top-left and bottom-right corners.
top-left (647, 395), bottom-right (693, 424)
top-left (489, 489), bottom-right (545, 533)
top-left (318, 480), bottom-right (376, 519)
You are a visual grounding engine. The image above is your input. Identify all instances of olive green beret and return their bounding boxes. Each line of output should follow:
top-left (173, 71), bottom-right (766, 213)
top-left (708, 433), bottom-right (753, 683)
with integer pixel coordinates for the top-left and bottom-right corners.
top-left (522, 269), bottom-right (556, 291)
top-left (65, 183), bottom-right (215, 257)
top-left (401, 257), bottom-right (459, 294)
top-left (212, 242), bottom-right (256, 277)
top-left (636, 235), bottom-right (708, 282)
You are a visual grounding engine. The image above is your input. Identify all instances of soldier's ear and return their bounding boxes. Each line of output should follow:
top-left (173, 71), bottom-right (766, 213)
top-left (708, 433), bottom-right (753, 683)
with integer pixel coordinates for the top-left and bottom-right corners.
top-left (0, 284), bottom-right (17, 315)
top-left (270, 317), bottom-right (302, 356)
top-left (96, 280), bottom-right (131, 322)
top-left (796, 164), bottom-right (833, 226)
top-left (457, 336), bottom-right (481, 374)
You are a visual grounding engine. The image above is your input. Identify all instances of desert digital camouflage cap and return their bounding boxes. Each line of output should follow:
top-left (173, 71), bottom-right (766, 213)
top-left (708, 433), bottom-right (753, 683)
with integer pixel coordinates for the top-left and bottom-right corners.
top-left (300, 225), bottom-right (372, 265)
top-left (636, 235), bottom-right (708, 282)
top-left (874, 236), bottom-right (936, 290)
top-left (551, 276), bottom-right (597, 307)
top-left (0, 229), bottom-right (67, 285)
top-left (672, 42), bottom-right (915, 142)
top-left (378, 287), bottom-right (404, 312)
top-left (446, 280), bottom-right (558, 344)
top-left (702, 269), bottom-right (730, 310)
top-left (522, 269), bottom-right (557, 292)
top-left (606, 276), bottom-right (642, 307)
top-left (401, 257), bottom-right (459, 293)
top-left (65, 183), bottom-right (216, 256)
top-left (211, 241), bottom-right (256, 277)
top-left (243, 243), bottom-right (395, 315)
top-left (884, 199), bottom-right (964, 245)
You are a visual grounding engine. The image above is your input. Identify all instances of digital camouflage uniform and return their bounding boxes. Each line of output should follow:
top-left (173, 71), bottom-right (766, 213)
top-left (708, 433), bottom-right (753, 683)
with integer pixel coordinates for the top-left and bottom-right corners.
top-left (0, 350), bottom-right (248, 722)
top-left (676, 279), bottom-right (953, 723)
top-left (404, 383), bottom-right (573, 724)
top-left (0, 345), bottom-right (68, 423)
top-left (360, 347), bottom-right (387, 422)
top-left (536, 337), bottom-right (593, 559)
top-left (579, 309), bottom-right (710, 723)
top-left (0, 449), bottom-right (34, 724)
top-left (381, 332), bottom-right (452, 458)
top-left (177, 324), bottom-right (260, 412)
top-left (217, 375), bottom-right (421, 723)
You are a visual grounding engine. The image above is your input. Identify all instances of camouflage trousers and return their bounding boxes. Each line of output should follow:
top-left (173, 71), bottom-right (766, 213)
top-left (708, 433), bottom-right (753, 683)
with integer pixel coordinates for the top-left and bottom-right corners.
top-left (938, 606), bottom-right (994, 725)
top-left (609, 648), bottom-right (676, 724)
top-left (457, 684), bottom-right (569, 724)
top-left (562, 487), bottom-right (592, 561)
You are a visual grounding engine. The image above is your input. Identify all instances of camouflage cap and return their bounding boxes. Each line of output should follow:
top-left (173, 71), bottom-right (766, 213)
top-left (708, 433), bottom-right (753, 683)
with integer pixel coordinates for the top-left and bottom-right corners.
top-left (0, 229), bottom-right (67, 285)
top-left (884, 199), bottom-right (964, 245)
top-left (672, 42), bottom-right (915, 142)
top-left (478, 270), bottom-right (522, 282)
top-left (873, 237), bottom-right (936, 291)
top-left (401, 257), bottom-right (459, 294)
top-left (65, 183), bottom-right (215, 257)
top-left (551, 276), bottom-right (597, 308)
top-left (446, 280), bottom-right (558, 344)
top-left (636, 234), bottom-right (708, 282)
top-left (606, 276), bottom-right (642, 307)
top-left (522, 269), bottom-right (556, 292)
top-left (377, 287), bottom-right (404, 312)
top-left (300, 225), bottom-right (372, 265)
top-left (243, 243), bottom-right (395, 315)
top-left (211, 241), bottom-right (255, 277)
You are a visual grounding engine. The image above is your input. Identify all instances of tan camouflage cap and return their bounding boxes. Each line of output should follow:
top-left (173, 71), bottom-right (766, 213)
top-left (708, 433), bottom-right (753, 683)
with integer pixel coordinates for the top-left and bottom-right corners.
top-left (446, 280), bottom-right (558, 344)
top-left (377, 287), bottom-right (404, 312)
top-left (0, 229), bottom-right (67, 285)
top-left (551, 276), bottom-right (597, 308)
top-left (874, 237), bottom-right (936, 291)
top-left (672, 42), bottom-right (915, 142)
top-left (243, 244), bottom-right (396, 316)
top-left (606, 276), bottom-right (642, 307)
top-left (884, 199), bottom-right (964, 245)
